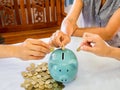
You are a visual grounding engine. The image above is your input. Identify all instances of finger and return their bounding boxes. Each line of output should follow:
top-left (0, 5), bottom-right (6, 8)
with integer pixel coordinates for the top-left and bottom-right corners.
top-left (55, 37), bottom-right (63, 47)
top-left (83, 33), bottom-right (101, 42)
top-left (60, 33), bottom-right (70, 47)
top-left (61, 37), bottom-right (70, 47)
top-left (29, 50), bottom-right (46, 57)
top-left (83, 36), bottom-right (98, 44)
top-left (81, 39), bottom-right (90, 45)
top-left (51, 39), bottom-right (60, 48)
top-left (80, 39), bottom-right (93, 49)
top-left (49, 40), bottom-right (55, 47)
top-left (23, 56), bottom-right (45, 60)
top-left (30, 56), bottom-right (45, 60)
top-left (49, 36), bottom-right (55, 47)
top-left (55, 31), bottom-right (64, 46)
top-left (80, 45), bottom-right (95, 53)
top-left (49, 33), bottom-right (61, 47)
top-left (25, 42), bottom-right (50, 54)
top-left (25, 38), bottom-right (41, 45)
top-left (38, 40), bottom-right (50, 49)
top-left (31, 40), bottom-right (50, 50)
top-left (27, 39), bottom-right (48, 47)
top-left (77, 39), bottom-right (91, 52)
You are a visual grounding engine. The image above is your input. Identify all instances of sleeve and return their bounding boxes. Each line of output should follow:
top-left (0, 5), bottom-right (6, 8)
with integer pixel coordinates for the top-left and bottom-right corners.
top-left (115, 0), bottom-right (120, 8)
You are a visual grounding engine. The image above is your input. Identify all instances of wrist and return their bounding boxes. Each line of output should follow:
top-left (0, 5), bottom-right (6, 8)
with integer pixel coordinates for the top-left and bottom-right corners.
top-left (61, 18), bottom-right (77, 36)
top-left (12, 44), bottom-right (23, 58)
top-left (105, 46), bottom-right (114, 58)
top-left (72, 25), bottom-right (78, 36)
top-left (8, 44), bottom-right (22, 58)
top-left (0, 45), bottom-right (20, 58)
top-left (106, 46), bottom-right (120, 60)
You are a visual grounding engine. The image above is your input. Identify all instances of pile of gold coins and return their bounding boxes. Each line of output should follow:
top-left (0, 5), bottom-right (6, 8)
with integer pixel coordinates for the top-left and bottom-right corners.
top-left (21, 62), bottom-right (65, 90)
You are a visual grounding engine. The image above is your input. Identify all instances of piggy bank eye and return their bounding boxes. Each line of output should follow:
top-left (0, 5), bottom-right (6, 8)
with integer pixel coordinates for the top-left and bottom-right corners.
top-left (59, 69), bottom-right (62, 72)
top-left (67, 69), bottom-right (69, 72)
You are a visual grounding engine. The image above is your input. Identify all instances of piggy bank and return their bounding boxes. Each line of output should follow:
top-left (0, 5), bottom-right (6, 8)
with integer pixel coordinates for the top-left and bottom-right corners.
top-left (48, 48), bottom-right (78, 83)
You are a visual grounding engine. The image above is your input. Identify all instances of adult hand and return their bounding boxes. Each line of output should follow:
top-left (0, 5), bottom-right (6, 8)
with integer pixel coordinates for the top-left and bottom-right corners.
top-left (15, 38), bottom-right (51, 60)
top-left (79, 33), bottom-right (111, 57)
top-left (49, 30), bottom-right (70, 48)
top-left (49, 18), bottom-right (77, 48)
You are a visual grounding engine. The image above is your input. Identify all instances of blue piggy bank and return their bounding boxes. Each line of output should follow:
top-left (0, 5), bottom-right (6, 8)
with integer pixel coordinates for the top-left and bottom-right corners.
top-left (48, 48), bottom-right (78, 83)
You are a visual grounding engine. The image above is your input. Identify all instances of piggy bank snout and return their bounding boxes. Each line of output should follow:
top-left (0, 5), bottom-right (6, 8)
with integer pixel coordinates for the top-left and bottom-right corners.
top-left (58, 68), bottom-right (70, 82)
top-left (55, 65), bottom-right (76, 83)
top-left (60, 76), bottom-right (69, 82)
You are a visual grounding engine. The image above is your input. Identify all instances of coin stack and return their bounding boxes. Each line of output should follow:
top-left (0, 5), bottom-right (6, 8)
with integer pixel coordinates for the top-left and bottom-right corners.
top-left (21, 62), bottom-right (65, 90)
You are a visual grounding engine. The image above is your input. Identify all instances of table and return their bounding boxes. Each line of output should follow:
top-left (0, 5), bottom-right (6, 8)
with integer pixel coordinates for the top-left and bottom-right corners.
top-left (0, 37), bottom-right (120, 90)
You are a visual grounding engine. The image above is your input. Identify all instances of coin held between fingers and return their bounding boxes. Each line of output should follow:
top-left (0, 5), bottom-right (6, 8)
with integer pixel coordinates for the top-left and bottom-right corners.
top-left (50, 47), bottom-right (55, 52)
top-left (61, 44), bottom-right (65, 50)
top-left (77, 46), bottom-right (81, 52)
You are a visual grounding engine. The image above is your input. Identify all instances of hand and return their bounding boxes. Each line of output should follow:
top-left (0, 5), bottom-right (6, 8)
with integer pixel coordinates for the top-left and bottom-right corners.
top-left (15, 38), bottom-right (51, 60)
top-left (49, 30), bottom-right (70, 48)
top-left (79, 33), bottom-right (111, 57)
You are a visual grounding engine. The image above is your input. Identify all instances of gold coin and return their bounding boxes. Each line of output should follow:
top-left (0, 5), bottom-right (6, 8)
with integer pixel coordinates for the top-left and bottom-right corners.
top-left (21, 62), bottom-right (65, 90)
top-left (50, 47), bottom-right (54, 52)
top-left (77, 46), bottom-right (81, 52)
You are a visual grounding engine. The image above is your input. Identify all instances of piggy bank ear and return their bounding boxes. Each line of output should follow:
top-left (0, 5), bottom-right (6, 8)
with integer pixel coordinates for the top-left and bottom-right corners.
top-left (69, 61), bottom-right (78, 69)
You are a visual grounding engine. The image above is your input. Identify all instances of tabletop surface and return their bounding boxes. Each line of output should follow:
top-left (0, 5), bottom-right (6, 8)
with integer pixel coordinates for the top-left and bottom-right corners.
top-left (0, 37), bottom-right (120, 90)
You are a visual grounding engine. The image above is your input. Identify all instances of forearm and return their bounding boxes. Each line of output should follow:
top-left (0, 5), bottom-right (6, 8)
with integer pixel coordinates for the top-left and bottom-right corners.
top-left (72, 27), bottom-right (114, 40)
top-left (66, 0), bottom-right (83, 24)
top-left (72, 8), bottom-right (120, 40)
top-left (61, 0), bottom-right (83, 36)
top-left (108, 46), bottom-right (120, 60)
top-left (0, 45), bottom-right (19, 58)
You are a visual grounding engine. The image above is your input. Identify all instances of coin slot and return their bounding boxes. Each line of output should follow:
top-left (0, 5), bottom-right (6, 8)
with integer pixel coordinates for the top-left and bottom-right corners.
top-left (62, 53), bottom-right (64, 60)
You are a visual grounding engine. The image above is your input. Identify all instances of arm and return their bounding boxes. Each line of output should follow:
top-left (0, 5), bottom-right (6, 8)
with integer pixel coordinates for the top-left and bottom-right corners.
top-left (0, 39), bottom-right (51, 60)
top-left (0, 45), bottom-right (18, 58)
top-left (79, 33), bottom-right (120, 60)
top-left (49, 0), bottom-right (83, 47)
top-left (61, 0), bottom-right (83, 36)
top-left (73, 8), bottom-right (120, 40)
